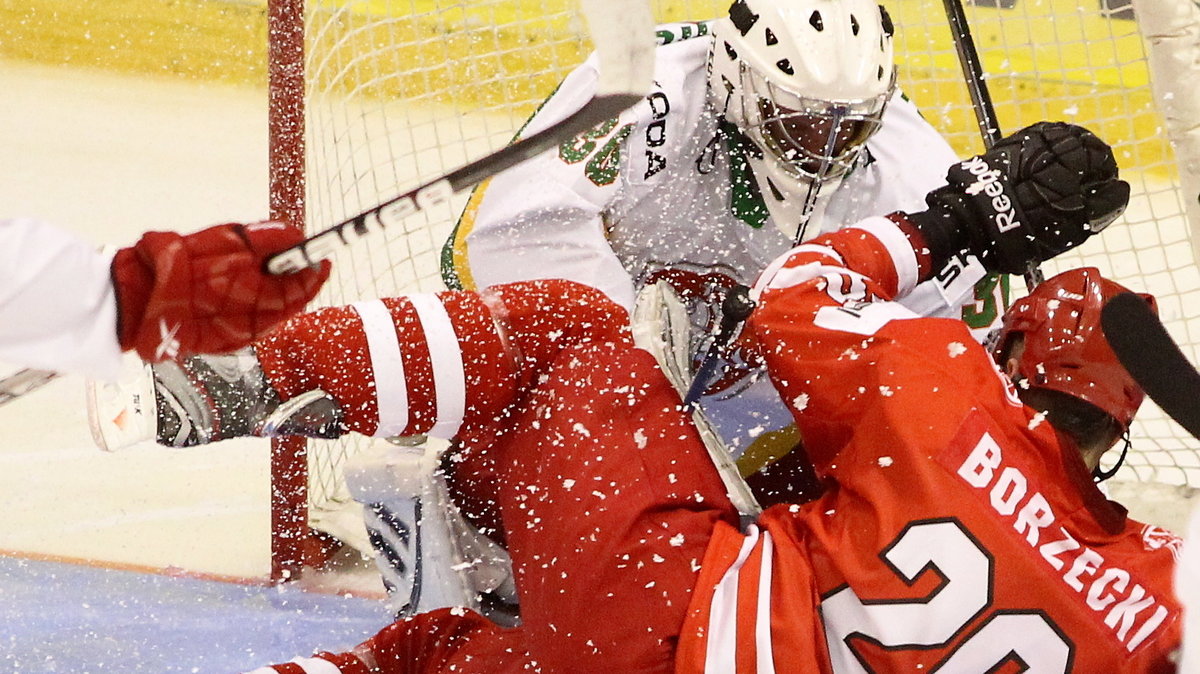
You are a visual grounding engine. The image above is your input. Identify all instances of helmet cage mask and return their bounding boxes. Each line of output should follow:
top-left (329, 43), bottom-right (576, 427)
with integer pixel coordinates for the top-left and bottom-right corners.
top-left (735, 60), bottom-right (896, 182)
top-left (708, 0), bottom-right (899, 187)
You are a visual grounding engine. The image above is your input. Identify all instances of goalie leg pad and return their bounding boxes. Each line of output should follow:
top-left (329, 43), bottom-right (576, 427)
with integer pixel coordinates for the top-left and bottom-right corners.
top-left (345, 442), bottom-right (517, 623)
top-left (631, 281), bottom-right (762, 518)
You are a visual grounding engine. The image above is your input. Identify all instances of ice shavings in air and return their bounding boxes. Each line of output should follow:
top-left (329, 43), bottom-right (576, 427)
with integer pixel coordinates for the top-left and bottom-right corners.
top-left (633, 428), bottom-right (648, 448)
top-left (792, 392), bottom-right (810, 411)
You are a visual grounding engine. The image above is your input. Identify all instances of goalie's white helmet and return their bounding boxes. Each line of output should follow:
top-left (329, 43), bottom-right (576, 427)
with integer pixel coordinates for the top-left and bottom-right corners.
top-left (708, 0), bottom-right (897, 188)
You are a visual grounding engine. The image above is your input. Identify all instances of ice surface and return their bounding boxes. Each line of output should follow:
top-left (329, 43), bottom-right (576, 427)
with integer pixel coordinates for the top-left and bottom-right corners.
top-left (0, 556), bottom-right (390, 673)
top-left (0, 58), bottom-right (274, 578)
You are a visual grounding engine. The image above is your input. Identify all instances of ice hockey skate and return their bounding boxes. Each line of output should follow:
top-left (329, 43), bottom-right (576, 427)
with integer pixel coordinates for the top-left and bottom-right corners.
top-left (86, 354), bottom-right (159, 451)
top-left (345, 440), bottom-right (518, 624)
top-left (87, 349), bottom-right (345, 451)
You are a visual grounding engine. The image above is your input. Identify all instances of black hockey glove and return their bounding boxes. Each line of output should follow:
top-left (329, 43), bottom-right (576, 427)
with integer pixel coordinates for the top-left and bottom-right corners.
top-left (907, 122), bottom-right (1130, 275)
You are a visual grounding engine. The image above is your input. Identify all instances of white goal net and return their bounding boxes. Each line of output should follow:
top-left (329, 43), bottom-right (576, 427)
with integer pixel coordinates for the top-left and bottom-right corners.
top-left (274, 0), bottom-right (1200, 573)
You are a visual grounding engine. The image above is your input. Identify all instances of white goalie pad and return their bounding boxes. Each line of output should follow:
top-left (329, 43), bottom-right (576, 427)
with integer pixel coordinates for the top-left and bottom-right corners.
top-left (631, 280), bottom-right (762, 518)
top-left (630, 280), bottom-right (696, 393)
top-left (1134, 0), bottom-right (1200, 263)
top-left (344, 439), bottom-right (515, 618)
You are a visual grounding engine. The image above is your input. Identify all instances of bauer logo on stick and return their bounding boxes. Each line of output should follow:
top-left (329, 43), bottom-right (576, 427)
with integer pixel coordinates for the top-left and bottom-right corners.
top-left (267, 179), bottom-right (454, 275)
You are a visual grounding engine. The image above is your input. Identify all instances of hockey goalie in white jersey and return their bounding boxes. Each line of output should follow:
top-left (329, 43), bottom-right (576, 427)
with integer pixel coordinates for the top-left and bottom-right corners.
top-left (444, 0), bottom-right (1001, 486)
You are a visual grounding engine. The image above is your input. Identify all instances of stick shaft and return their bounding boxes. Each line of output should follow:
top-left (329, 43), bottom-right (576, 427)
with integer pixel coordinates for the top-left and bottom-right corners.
top-left (1102, 293), bottom-right (1200, 441)
top-left (265, 95), bottom-right (640, 275)
top-left (265, 0), bottom-right (655, 276)
top-left (940, 0), bottom-right (1044, 287)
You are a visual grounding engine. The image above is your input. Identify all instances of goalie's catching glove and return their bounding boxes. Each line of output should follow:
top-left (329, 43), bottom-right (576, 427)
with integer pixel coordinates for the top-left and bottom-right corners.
top-left (905, 121), bottom-right (1130, 275)
top-left (111, 221), bottom-right (330, 361)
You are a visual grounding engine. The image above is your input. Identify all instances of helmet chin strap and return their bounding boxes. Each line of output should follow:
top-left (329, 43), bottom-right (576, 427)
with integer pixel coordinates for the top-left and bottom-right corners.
top-left (1093, 429), bottom-right (1131, 482)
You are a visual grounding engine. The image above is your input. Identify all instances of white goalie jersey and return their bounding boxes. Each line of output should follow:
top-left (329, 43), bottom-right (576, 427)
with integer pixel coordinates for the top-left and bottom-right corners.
top-left (443, 22), bottom-right (1008, 469)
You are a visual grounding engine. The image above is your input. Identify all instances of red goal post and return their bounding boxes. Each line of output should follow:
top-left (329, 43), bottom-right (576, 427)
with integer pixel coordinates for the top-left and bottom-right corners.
top-left (267, 0), bottom-right (308, 582)
top-left (266, 0), bottom-right (1200, 582)
top-left (263, 0), bottom-right (608, 582)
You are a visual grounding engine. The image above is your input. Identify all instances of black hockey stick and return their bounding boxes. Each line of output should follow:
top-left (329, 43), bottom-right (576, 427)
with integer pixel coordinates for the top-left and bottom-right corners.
top-left (683, 285), bottom-right (756, 410)
top-left (1101, 292), bottom-right (1200, 441)
top-left (265, 0), bottom-right (656, 275)
top-left (941, 0), bottom-right (1044, 288)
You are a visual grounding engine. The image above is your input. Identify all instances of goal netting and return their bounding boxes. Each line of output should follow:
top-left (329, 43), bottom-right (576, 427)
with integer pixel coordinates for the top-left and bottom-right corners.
top-left (268, 0), bottom-right (1200, 579)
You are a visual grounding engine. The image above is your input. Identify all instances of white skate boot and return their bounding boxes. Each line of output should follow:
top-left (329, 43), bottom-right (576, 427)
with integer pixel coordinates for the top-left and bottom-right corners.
top-left (86, 354), bottom-right (159, 451)
top-left (87, 349), bottom-right (345, 451)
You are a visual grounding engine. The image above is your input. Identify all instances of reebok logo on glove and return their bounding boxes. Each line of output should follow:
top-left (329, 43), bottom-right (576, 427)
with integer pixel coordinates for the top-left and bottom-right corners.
top-left (960, 155), bottom-right (1021, 234)
top-left (912, 122), bottom-right (1123, 276)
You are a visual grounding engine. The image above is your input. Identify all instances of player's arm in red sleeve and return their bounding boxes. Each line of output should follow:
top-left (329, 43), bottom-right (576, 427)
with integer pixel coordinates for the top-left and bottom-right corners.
top-left (747, 122), bottom-right (1129, 468)
top-left (255, 279), bottom-right (632, 442)
top-left (746, 215), bottom-right (943, 466)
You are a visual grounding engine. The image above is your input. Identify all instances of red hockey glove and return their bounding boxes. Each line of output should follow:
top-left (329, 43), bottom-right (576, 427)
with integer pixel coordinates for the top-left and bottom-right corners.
top-left (907, 121), bottom-right (1129, 274)
top-left (111, 221), bottom-right (330, 361)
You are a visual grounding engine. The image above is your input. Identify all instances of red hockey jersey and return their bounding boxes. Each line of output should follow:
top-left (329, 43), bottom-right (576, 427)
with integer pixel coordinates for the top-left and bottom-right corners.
top-left (675, 217), bottom-right (1182, 673)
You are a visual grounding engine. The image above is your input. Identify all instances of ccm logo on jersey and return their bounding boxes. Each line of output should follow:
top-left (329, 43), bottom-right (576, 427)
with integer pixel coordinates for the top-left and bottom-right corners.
top-left (960, 155), bottom-right (1021, 233)
top-left (950, 431), bottom-right (1174, 652)
top-left (644, 91), bottom-right (670, 180)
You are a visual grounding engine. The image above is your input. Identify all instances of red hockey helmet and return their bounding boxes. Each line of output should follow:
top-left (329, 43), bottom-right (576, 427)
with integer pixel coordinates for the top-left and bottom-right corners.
top-left (991, 267), bottom-right (1155, 431)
